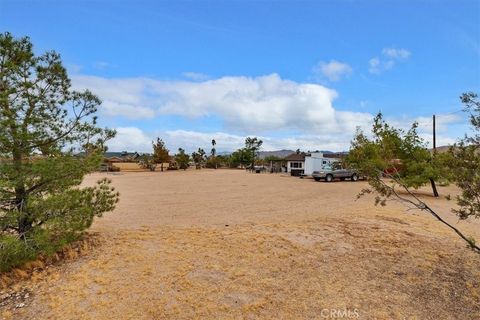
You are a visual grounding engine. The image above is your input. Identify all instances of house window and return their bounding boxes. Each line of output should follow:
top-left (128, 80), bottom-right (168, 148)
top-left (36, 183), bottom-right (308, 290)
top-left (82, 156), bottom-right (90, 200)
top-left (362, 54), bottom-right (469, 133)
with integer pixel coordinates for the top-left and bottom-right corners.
top-left (291, 162), bottom-right (303, 169)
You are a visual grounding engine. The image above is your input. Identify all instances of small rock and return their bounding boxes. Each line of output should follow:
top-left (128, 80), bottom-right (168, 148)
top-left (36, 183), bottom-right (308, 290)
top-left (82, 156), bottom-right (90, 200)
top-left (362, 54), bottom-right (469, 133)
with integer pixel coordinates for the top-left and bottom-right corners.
top-left (24, 293), bottom-right (30, 299)
top-left (0, 293), bottom-right (11, 300)
top-left (16, 302), bottom-right (26, 308)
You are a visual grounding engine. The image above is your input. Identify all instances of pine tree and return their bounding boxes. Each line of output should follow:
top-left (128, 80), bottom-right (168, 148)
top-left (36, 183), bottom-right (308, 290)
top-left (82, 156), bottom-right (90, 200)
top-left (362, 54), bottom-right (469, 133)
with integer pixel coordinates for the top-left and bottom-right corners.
top-left (0, 33), bottom-right (119, 270)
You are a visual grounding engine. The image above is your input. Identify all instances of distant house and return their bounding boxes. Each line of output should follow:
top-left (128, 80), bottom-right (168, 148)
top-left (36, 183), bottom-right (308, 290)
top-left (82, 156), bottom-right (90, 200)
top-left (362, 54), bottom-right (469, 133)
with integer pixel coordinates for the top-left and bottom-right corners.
top-left (104, 151), bottom-right (140, 163)
top-left (101, 151), bottom-right (143, 172)
top-left (284, 153), bottom-right (306, 176)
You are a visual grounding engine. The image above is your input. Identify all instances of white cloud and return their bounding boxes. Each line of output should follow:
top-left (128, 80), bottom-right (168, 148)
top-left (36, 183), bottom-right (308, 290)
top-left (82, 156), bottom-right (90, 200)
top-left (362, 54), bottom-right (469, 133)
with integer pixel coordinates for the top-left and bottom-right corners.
top-left (102, 100), bottom-right (156, 119)
top-left (164, 130), bottom-right (245, 153)
top-left (107, 127), bottom-right (153, 152)
top-left (72, 73), bottom-right (372, 135)
top-left (182, 72), bottom-right (210, 81)
top-left (369, 57), bottom-right (395, 74)
top-left (388, 113), bottom-right (462, 134)
top-left (369, 47), bottom-right (411, 74)
top-left (74, 73), bottom-right (462, 153)
top-left (414, 113), bottom-right (462, 133)
top-left (382, 113), bottom-right (464, 148)
top-left (107, 128), bottom-right (357, 154)
top-left (67, 64), bottom-right (83, 74)
top-left (382, 48), bottom-right (411, 60)
top-left (107, 129), bottom-right (247, 154)
top-left (420, 133), bottom-right (456, 148)
top-left (313, 60), bottom-right (353, 82)
top-left (107, 111), bottom-right (464, 153)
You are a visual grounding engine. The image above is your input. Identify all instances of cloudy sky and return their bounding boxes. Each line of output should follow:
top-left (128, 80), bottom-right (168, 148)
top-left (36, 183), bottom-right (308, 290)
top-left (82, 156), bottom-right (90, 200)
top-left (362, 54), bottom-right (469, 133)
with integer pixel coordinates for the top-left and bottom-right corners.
top-left (1, 0), bottom-right (479, 153)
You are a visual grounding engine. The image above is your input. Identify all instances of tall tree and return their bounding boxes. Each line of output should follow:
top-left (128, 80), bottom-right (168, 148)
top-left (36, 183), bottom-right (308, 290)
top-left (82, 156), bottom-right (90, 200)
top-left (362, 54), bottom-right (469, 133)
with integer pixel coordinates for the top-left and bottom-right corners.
top-left (152, 137), bottom-right (169, 172)
top-left (348, 113), bottom-right (443, 197)
top-left (347, 112), bottom-right (478, 252)
top-left (175, 148), bottom-right (190, 170)
top-left (211, 139), bottom-right (216, 157)
top-left (445, 92), bottom-right (480, 220)
top-left (229, 148), bottom-right (252, 168)
top-left (210, 139), bottom-right (217, 169)
top-left (244, 137), bottom-right (263, 170)
top-left (0, 33), bottom-right (119, 269)
top-left (192, 148), bottom-right (206, 169)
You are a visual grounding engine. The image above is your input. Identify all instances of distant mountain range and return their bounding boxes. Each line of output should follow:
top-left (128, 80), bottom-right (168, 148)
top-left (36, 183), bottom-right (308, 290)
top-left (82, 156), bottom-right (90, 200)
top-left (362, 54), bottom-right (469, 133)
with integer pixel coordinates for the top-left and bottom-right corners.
top-left (256, 150), bottom-right (350, 159)
top-left (103, 145), bottom-right (452, 159)
top-left (217, 149), bottom-right (347, 159)
top-left (257, 149), bottom-right (296, 159)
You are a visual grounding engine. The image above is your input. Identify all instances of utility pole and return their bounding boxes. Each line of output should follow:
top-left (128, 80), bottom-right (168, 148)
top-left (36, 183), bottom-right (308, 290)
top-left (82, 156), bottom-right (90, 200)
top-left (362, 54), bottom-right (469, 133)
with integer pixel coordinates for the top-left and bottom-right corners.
top-left (433, 114), bottom-right (436, 153)
top-left (430, 114), bottom-right (439, 197)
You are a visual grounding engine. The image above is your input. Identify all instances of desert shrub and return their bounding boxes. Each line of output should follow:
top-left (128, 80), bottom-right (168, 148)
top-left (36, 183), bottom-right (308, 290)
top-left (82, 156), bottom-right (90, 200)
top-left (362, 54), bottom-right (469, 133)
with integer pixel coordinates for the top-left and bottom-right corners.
top-left (138, 155), bottom-right (156, 171)
top-left (205, 157), bottom-right (222, 168)
top-left (174, 148), bottom-right (190, 170)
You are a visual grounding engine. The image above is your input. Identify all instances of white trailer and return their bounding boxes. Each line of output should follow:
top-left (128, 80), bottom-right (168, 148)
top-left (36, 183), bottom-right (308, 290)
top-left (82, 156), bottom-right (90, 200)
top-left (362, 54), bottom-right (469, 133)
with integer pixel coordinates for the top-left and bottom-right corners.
top-left (303, 152), bottom-right (338, 176)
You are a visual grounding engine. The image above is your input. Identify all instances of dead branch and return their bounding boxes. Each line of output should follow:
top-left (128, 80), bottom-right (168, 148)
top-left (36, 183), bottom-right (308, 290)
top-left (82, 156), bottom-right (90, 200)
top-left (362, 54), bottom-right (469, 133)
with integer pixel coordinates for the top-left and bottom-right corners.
top-left (374, 170), bottom-right (480, 253)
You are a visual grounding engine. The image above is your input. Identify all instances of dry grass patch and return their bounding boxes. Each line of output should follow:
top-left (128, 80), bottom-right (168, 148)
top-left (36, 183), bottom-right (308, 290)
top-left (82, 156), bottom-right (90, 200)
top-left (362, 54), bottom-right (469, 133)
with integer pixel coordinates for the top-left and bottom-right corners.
top-left (9, 217), bottom-right (480, 320)
top-left (3, 170), bottom-right (480, 319)
top-left (0, 233), bottom-right (104, 319)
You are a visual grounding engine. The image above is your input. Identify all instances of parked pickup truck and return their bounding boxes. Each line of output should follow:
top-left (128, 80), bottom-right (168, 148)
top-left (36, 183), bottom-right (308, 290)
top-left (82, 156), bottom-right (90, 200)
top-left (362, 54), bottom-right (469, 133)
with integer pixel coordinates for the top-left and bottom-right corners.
top-left (312, 162), bottom-right (359, 182)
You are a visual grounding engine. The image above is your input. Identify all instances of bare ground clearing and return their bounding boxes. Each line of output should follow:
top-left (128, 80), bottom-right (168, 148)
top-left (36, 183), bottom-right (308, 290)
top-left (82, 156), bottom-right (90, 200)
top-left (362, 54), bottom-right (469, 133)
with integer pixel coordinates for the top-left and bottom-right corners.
top-left (2, 169), bottom-right (479, 319)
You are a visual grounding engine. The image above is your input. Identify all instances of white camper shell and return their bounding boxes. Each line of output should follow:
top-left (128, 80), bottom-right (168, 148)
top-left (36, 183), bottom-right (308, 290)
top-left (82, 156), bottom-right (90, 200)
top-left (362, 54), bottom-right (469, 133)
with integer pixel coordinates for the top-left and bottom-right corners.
top-left (303, 152), bottom-right (339, 176)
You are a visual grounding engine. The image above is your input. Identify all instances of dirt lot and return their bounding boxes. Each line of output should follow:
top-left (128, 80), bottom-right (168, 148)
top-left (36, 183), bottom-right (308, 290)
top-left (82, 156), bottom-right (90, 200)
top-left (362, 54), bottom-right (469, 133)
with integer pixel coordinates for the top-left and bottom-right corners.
top-left (2, 169), bottom-right (480, 319)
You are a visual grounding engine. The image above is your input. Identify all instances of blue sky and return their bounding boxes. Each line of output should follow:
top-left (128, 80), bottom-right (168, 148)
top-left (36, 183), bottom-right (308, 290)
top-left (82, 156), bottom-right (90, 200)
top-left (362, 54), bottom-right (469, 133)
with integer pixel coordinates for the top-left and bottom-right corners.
top-left (1, 0), bottom-right (479, 152)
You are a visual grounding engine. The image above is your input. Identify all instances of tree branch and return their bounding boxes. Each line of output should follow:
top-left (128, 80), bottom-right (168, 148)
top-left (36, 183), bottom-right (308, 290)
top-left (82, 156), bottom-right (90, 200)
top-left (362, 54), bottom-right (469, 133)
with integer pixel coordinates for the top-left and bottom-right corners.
top-left (377, 170), bottom-right (480, 253)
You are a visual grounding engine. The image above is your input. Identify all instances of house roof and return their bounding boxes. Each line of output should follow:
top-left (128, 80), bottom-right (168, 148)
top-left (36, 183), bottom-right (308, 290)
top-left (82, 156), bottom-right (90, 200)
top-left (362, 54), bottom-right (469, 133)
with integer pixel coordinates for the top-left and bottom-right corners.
top-left (323, 152), bottom-right (348, 159)
top-left (284, 153), bottom-right (306, 161)
top-left (104, 151), bottom-right (140, 158)
top-left (105, 156), bottom-right (125, 162)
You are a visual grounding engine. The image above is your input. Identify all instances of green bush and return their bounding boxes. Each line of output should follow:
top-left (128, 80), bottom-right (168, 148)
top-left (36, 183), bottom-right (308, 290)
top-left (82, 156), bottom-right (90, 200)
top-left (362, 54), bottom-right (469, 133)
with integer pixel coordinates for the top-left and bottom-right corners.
top-left (0, 234), bottom-right (36, 273)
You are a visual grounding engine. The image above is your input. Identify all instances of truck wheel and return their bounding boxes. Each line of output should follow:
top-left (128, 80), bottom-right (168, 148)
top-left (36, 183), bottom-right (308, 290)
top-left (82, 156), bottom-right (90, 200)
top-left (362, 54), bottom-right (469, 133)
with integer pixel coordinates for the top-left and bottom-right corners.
top-left (351, 173), bottom-right (358, 181)
top-left (314, 177), bottom-right (321, 182)
top-left (326, 174), bottom-right (333, 182)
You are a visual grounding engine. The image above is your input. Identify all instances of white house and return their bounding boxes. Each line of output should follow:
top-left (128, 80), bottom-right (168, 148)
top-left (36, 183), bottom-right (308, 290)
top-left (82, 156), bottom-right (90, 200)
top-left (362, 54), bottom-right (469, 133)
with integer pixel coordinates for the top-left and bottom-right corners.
top-left (284, 153), bottom-right (306, 176)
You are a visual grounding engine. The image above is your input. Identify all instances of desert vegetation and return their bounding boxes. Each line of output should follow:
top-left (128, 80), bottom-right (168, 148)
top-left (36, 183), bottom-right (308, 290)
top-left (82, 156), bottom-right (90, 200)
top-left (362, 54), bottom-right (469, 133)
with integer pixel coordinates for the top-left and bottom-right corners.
top-left (1, 170), bottom-right (479, 319)
top-left (347, 93), bottom-right (480, 252)
top-left (0, 33), bottom-right (119, 272)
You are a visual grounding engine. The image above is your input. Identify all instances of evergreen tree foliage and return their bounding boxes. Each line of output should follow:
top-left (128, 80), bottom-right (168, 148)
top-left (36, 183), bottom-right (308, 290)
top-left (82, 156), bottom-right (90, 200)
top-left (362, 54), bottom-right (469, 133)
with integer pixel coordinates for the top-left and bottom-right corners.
top-left (0, 33), bottom-right (119, 271)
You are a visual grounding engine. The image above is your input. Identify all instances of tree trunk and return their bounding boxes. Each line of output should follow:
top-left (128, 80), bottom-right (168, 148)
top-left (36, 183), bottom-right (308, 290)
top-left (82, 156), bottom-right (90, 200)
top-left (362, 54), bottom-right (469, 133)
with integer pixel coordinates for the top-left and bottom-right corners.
top-left (161, 163), bottom-right (164, 172)
top-left (15, 186), bottom-right (31, 236)
top-left (13, 146), bottom-right (32, 236)
top-left (430, 178), bottom-right (439, 197)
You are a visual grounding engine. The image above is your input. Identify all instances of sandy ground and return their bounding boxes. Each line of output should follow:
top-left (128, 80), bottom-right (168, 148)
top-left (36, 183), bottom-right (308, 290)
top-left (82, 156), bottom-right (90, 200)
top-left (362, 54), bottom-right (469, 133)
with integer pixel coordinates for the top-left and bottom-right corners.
top-left (2, 169), bottom-right (480, 319)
